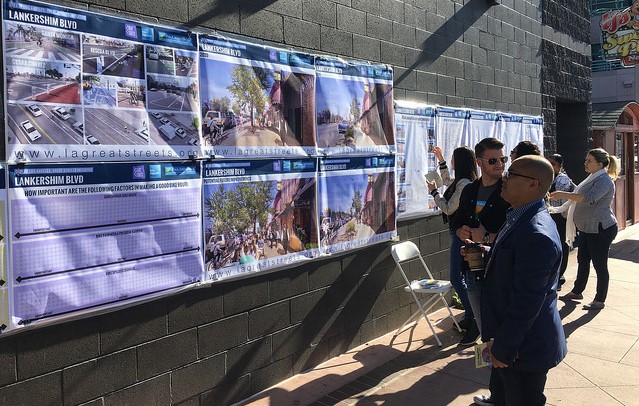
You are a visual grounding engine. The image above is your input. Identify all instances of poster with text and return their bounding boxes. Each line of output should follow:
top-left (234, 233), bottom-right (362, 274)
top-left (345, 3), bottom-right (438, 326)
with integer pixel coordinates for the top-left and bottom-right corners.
top-left (315, 57), bottom-right (394, 156)
top-left (0, 166), bottom-right (7, 332)
top-left (435, 107), bottom-right (468, 164)
top-left (498, 114), bottom-right (544, 159)
top-left (203, 158), bottom-right (318, 282)
top-left (394, 101), bottom-right (437, 220)
top-left (199, 35), bottom-right (316, 158)
top-left (3, 0), bottom-right (201, 162)
top-left (467, 110), bottom-right (499, 152)
top-left (318, 156), bottom-right (396, 255)
top-left (7, 161), bottom-right (202, 328)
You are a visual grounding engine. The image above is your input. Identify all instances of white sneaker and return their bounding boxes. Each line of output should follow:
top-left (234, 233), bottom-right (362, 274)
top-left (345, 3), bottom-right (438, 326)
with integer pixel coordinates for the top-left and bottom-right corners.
top-left (473, 394), bottom-right (494, 406)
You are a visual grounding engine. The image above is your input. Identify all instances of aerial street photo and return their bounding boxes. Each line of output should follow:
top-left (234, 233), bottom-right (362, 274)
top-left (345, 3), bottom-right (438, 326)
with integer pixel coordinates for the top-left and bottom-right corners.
top-left (318, 170), bottom-right (396, 252)
top-left (82, 35), bottom-right (145, 79)
top-left (203, 175), bottom-right (317, 279)
top-left (146, 74), bottom-right (199, 113)
top-left (316, 77), bottom-right (394, 149)
top-left (6, 57), bottom-right (81, 104)
top-left (83, 108), bottom-right (148, 145)
top-left (6, 103), bottom-right (84, 145)
top-left (199, 57), bottom-right (316, 149)
top-left (4, 22), bottom-right (80, 63)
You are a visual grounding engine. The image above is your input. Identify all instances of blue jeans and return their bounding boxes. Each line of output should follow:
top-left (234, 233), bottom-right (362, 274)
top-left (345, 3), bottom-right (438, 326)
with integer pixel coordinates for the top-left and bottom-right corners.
top-left (573, 223), bottom-right (617, 302)
top-left (450, 232), bottom-right (474, 320)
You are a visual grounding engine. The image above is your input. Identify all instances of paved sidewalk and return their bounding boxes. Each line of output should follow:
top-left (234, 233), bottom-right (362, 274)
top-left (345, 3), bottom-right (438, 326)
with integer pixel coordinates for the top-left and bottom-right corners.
top-left (240, 223), bottom-right (639, 406)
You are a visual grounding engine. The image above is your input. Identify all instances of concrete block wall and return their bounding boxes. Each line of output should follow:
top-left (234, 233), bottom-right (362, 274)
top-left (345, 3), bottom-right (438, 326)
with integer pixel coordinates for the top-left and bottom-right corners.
top-left (0, 216), bottom-right (449, 405)
top-left (0, 0), bottom-right (591, 404)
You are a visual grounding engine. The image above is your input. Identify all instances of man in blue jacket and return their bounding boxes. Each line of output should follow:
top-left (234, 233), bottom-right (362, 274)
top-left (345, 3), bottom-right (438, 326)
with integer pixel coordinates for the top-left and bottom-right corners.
top-left (480, 155), bottom-right (567, 406)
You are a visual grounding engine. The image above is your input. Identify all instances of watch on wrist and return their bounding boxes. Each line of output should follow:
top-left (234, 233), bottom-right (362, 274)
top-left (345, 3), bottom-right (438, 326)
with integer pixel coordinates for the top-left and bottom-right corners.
top-left (482, 232), bottom-right (490, 243)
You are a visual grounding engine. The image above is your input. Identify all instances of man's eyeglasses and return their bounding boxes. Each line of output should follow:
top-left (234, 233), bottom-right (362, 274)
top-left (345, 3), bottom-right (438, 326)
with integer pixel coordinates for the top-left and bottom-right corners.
top-left (478, 156), bottom-right (508, 165)
top-left (504, 170), bottom-right (537, 181)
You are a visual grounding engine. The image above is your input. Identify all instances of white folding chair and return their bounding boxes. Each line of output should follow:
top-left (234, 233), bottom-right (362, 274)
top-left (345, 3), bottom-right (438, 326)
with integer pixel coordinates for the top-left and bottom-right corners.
top-left (391, 241), bottom-right (462, 346)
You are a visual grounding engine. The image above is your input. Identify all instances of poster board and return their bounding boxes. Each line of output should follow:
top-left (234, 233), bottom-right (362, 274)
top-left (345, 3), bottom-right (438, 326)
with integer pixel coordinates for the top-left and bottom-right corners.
top-left (7, 161), bottom-right (202, 328)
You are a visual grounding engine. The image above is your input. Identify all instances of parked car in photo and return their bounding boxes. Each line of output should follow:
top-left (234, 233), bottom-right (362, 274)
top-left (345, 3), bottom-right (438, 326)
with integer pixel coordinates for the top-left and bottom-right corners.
top-left (151, 112), bottom-right (162, 119)
top-left (338, 121), bottom-right (352, 134)
top-left (147, 47), bottom-right (159, 60)
top-left (53, 107), bottom-right (71, 120)
top-left (158, 124), bottom-right (176, 140)
top-left (19, 120), bottom-right (42, 141)
top-left (72, 121), bottom-right (84, 133)
top-left (175, 127), bottom-right (186, 138)
top-left (188, 138), bottom-right (198, 145)
top-left (204, 110), bottom-right (224, 128)
top-left (159, 117), bottom-right (170, 125)
top-left (86, 135), bottom-right (100, 145)
top-left (27, 104), bottom-right (43, 117)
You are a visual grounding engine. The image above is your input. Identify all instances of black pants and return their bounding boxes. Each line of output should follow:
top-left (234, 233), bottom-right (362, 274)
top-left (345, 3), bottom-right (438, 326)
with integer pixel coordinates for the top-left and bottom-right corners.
top-left (550, 213), bottom-right (570, 281)
top-left (572, 223), bottom-right (618, 302)
top-left (489, 367), bottom-right (548, 406)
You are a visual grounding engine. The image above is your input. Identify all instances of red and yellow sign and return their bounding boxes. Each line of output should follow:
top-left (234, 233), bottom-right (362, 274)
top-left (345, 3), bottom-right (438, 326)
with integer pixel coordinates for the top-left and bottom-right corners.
top-left (601, 1), bottom-right (639, 67)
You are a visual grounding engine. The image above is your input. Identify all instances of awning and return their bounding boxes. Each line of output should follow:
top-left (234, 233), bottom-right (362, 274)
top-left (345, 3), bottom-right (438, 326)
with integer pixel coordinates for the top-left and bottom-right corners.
top-left (592, 101), bottom-right (639, 130)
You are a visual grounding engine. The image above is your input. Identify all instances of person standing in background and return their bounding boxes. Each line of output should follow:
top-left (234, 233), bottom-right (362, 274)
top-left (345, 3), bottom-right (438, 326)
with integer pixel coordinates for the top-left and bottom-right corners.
top-left (552, 148), bottom-right (619, 310)
top-left (510, 140), bottom-right (541, 161)
top-left (426, 146), bottom-right (478, 332)
top-left (546, 154), bottom-right (576, 290)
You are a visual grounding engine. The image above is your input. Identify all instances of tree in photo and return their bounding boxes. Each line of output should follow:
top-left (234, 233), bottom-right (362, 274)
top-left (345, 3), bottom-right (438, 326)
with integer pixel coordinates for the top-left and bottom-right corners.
top-left (227, 66), bottom-right (269, 129)
top-left (234, 182), bottom-right (274, 234)
top-left (352, 189), bottom-right (363, 220)
top-left (350, 97), bottom-right (361, 123)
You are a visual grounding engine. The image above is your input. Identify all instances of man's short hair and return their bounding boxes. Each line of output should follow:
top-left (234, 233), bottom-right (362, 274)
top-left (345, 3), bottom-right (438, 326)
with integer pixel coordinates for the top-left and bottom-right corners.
top-left (475, 137), bottom-right (504, 158)
top-left (516, 156), bottom-right (554, 196)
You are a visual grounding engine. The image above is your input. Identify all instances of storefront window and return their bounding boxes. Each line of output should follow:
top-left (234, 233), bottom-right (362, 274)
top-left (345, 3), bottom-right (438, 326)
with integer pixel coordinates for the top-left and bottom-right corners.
top-left (616, 133), bottom-right (625, 176)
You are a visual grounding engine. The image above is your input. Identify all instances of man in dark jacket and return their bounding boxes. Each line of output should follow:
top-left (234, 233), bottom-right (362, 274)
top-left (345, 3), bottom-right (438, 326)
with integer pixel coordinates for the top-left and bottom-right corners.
top-left (480, 155), bottom-right (567, 406)
top-left (450, 137), bottom-right (510, 347)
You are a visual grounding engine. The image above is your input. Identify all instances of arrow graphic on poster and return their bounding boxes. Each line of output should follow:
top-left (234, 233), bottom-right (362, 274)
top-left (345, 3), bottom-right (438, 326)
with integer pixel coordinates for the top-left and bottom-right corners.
top-left (16, 282), bottom-right (200, 325)
top-left (14, 213), bottom-right (200, 239)
top-left (15, 246), bottom-right (201, 282)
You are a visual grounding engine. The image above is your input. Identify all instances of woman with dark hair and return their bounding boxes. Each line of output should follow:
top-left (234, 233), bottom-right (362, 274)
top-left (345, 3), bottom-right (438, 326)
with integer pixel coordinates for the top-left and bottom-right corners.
top-left (547, 154), bottom-right (576, 290)
top-left (427, 146), bottom-right (478, 329)
top-left (510, 140), bottom-right (541, 162)
top-left (551, 148), bottom-right (620, 310)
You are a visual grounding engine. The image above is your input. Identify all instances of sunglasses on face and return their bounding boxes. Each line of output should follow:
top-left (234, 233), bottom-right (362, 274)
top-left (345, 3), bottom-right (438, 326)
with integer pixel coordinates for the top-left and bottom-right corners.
top-left (504, 170), bottom-right (537, 181)
top-left (478, 156), bottom-right (508, 165)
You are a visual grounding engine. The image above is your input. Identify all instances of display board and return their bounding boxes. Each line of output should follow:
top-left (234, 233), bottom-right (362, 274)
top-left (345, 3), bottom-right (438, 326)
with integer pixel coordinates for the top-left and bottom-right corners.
top-left (0, 0), bottom-right (398, 335)
top-left (395, 101), bottom-right (544, 220)
top-left (0, 165), bottom-right (7, 331)
top-left (394, 103), bottom-right (436, 217)
top-left (318, 156), bottom-right (396, 254)
top-left (3, 0), bottom-right (201, 162)
top-left (315, 57), bottom-right (394, 156)
top-left (7, 161), bottom-right (202, 328)
top-left (202, 158), bottom-right (318, 281)
top-left (199, 35), bottom-right (316, 158)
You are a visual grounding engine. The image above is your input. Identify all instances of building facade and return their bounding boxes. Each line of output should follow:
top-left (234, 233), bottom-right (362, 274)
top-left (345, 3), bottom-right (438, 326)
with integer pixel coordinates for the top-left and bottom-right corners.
top-left (0, 1), bottom-right (591, 405)
top-left (591, 0), bottom-right (639, 227)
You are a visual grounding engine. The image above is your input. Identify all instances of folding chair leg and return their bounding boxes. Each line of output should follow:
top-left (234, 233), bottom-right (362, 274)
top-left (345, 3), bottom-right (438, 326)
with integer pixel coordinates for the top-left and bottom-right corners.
top-left (439, 294), bottom-right (463, 333)
top-left (394, 307), bottom-right (422, 337)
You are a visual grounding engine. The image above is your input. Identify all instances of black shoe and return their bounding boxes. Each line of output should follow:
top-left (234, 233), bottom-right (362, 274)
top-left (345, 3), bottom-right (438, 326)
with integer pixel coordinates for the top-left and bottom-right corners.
top-left (458, 317), bottom-right (473, 332)
top-left (459, 320), bottom-right (480, 346)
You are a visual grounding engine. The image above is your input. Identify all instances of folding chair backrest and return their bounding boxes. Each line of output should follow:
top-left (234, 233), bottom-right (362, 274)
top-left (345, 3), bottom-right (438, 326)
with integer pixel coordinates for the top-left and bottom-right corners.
top-left (391, 241), bottom-right (436, 283)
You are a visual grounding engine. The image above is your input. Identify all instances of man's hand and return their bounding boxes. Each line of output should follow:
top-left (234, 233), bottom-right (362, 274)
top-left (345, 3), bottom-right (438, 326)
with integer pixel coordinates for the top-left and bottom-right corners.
top-left (469, 225), bottom-right (487, 242)
top-left (489, 348), bottom-right (508, 368)
top-left (456, 225), bottom-right (473, 241)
